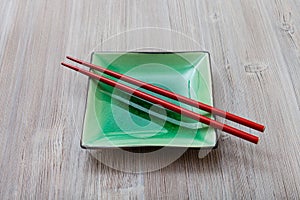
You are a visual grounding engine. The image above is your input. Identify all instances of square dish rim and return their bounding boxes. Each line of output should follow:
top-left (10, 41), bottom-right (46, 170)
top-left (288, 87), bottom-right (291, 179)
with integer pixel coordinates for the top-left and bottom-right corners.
top-left (80, 51), bottom-right (217, 149)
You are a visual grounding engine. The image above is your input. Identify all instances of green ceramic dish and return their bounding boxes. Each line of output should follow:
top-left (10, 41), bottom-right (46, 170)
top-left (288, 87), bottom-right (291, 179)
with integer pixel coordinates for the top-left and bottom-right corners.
top-left (81, 52), bottom-right (217, 149)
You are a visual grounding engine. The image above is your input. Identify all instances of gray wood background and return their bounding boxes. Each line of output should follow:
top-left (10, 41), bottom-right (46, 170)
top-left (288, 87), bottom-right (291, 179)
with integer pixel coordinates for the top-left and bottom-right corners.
top-left (1, 0), bottom-right (299, 199)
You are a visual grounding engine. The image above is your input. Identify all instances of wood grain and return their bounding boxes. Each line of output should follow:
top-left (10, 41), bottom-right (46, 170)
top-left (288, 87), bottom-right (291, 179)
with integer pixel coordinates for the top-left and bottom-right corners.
top-left (0, 0), bottom-right (299, 199)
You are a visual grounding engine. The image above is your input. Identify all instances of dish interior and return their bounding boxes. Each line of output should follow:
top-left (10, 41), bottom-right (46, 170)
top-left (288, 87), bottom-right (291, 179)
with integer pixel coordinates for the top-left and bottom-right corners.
top-left (81, 52), bottom-right (216, 148)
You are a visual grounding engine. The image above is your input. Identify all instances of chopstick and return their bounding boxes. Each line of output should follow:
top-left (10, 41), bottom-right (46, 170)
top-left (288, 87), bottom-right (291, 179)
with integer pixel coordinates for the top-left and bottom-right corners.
top-left (66, 56), bottom-right (265, 132)
top-left (61, 58), bottom-right (261, 144)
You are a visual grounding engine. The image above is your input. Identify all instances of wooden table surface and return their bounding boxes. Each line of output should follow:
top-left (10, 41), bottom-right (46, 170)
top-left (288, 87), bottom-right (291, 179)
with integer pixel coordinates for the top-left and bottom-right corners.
top-left (1, 0), bottom-right (300, 199)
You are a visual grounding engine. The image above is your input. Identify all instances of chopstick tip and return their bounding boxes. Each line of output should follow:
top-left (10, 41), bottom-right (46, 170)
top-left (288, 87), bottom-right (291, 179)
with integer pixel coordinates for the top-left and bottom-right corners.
top-left (61, 62), bottom-right (67, 67)
top-left (66, 56), bottom-right (83, 64)
top-left (61, 62), bottom-right (79, 72)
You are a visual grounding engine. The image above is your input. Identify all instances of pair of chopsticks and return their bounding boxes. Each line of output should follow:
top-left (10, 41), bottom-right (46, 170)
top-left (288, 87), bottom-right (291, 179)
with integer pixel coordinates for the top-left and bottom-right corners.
top-left (61, 56), bottom-right (265, 144)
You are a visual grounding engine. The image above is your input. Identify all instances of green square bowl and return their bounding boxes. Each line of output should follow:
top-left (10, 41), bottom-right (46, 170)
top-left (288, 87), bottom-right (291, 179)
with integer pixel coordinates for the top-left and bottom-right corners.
top-left (81, 51), bottom-right (217, 149)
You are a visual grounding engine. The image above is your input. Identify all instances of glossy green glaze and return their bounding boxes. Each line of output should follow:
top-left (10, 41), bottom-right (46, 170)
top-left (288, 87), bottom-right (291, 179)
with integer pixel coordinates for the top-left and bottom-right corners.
top-left (81, 52), bottom-right (216, 148)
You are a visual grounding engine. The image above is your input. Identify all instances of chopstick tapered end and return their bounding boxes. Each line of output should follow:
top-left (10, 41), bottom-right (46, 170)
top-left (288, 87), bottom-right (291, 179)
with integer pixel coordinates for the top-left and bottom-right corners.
top-left (61, 62), bottom-right (80, 71)
top-left (66, 56), bottom-right (83, 64)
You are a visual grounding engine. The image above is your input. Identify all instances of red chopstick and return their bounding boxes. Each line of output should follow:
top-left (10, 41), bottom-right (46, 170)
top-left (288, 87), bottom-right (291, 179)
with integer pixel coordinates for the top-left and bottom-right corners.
top-left (66, 56), bottom-right (265, 132)
top-left (61, 61), bottom-right (260, 144)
